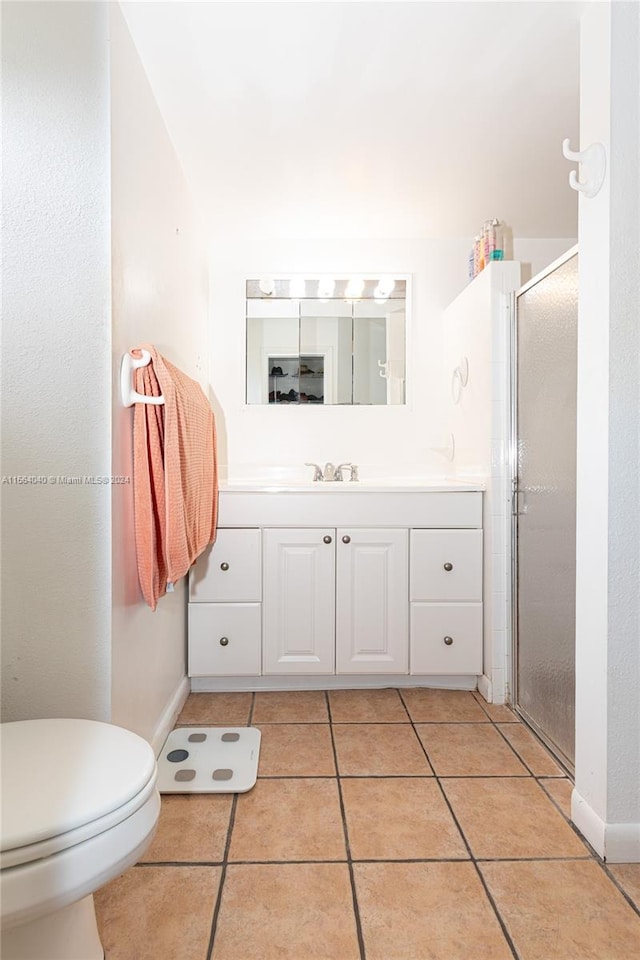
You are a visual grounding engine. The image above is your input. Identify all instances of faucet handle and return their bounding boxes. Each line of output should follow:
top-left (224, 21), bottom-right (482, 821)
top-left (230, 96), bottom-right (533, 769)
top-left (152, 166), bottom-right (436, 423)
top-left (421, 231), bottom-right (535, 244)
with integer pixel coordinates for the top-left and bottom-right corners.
top-left (323, 462), bottom-right (336, 481)
top-left (305, 462), bottom-right (323, 482)
top-left (336, 463), bottom-right (358, 482)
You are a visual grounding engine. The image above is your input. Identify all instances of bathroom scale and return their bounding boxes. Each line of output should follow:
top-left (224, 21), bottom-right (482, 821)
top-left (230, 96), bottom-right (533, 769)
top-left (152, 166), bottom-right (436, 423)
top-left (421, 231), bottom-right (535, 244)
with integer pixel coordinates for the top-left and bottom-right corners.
top-left (157, 727), bottom-right (261, 793)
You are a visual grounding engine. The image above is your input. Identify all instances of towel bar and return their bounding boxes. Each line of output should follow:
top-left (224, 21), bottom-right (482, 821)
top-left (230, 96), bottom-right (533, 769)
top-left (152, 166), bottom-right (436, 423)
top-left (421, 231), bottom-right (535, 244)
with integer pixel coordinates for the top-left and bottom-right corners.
top-left (121, 349), bottom-right (165, 407)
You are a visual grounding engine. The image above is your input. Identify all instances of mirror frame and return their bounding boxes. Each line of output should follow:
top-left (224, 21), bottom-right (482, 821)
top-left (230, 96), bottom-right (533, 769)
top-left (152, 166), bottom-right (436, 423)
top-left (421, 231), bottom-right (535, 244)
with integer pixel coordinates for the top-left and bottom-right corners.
top-left (245, 275), bottom-right (409, 407)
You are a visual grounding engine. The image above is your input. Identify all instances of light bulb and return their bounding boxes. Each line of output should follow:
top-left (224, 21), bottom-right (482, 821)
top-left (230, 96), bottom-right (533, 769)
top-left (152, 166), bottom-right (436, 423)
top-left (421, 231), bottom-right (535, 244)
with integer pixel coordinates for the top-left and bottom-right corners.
top-left (289, 278), bottom-right (306, 299)
top-left (345, 278), bottom-right (365, 300)
top-left (376, 277), bottom-right (395, 298)
top-left (258, 277), bottom-right (275, 297)
top-left (317, 276), bottom-right (335, 299)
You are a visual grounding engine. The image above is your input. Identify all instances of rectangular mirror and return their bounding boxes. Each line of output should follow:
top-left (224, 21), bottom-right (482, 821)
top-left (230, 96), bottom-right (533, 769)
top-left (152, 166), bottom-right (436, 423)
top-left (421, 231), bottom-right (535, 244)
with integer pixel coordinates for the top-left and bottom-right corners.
top-left (245, 277), bottom-right (406, 405)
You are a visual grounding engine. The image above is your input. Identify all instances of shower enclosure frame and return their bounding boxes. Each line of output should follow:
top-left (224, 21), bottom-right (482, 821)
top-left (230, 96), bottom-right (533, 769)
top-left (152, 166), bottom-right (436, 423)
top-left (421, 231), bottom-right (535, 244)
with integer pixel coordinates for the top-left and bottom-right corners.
top-left (509, 243), bottom-right (579, 775)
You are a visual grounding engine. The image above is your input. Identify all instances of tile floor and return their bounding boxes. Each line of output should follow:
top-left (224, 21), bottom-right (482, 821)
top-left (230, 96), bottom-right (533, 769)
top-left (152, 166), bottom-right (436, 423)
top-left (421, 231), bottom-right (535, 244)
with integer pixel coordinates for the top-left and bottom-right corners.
top-left (95, 689), bottom-right (640, 960)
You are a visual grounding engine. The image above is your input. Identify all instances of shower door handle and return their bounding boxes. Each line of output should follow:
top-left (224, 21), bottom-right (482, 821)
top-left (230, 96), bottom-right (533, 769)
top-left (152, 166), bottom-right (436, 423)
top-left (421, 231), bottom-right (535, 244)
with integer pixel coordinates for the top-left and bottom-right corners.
top-left (511, 479), bottom-right (527, 516)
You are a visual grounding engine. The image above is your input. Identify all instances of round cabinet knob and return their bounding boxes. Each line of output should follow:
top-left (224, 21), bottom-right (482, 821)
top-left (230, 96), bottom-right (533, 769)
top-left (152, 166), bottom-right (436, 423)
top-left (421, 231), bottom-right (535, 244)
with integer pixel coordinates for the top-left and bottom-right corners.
top-left (323, 535), bottom-right (332, 544)
top-left (443, 562), bottom-right (453, 572)
top-left (220, 562), bottom-right (230, 571)
top-left (219, 637), bottom-right (229, 647)
top-left (443, 636), bottom-right (454, 646)
top-left (342, 535), bottom-right (351, 544)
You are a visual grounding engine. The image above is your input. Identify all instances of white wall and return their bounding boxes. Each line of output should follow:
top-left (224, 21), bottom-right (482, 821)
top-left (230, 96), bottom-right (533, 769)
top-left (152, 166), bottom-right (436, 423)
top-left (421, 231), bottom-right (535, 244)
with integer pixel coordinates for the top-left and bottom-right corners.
top-left (209, 237), bottom-right (571, 480)
top-left (110, 5), bottom-right (210, 748)
top-left (1, 2), bottom-right (112, 722)
top-left (443, 261), bottom-right (523, 705)
top-left (573, 0), bottom-right (640, 862)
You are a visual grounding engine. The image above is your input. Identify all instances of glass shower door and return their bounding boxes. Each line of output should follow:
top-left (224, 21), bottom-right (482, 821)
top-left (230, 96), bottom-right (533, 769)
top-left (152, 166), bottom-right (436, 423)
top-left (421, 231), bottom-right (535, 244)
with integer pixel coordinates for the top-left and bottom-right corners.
top-left (513, 249), bottom-right (578, 769)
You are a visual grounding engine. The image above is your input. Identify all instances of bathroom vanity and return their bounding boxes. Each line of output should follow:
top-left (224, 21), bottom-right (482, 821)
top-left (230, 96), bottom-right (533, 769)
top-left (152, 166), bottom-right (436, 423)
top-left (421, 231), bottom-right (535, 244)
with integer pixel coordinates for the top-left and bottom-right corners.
top-left (188, 481), bottom-right (484, 691)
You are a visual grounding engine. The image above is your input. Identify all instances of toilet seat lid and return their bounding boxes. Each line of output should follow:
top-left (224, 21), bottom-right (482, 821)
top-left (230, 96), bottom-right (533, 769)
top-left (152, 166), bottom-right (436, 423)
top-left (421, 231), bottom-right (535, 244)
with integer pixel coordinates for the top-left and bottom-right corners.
top-left (0, 718), bottom-right (156, 855)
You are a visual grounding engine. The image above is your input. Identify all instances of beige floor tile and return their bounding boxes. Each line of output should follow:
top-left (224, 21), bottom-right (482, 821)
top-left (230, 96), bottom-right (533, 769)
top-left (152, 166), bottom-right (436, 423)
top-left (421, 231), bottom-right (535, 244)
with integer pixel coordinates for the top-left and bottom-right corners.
top-left (401, 688), bottom-right (490, 723)
top-left (177, 692), bottom-right (252, 726)
top-left (472, 693), bottom-right (519, 722)
top-left (328, 688), bottom-right (408, 722)
top-left (608, 863), bottom-right (640, 910)
top-left (416, 723), bottom-right (529, 776)
top-left (342, 777), bottom-right (468, 860)
top-left (141, 794), bottom-right (232, 862)
top-left (441, 778), bottom-right (589, 859)
top-left (95, 865), bottom-right (220, 960)
top-left (228, 778), bottom-right (346, 861)
top-left (257, 723), bottom-right (335, 777)
top-left (539, 777), bottom-right (574, 818)
top-left (333, 723), bottom-right (432, 776)
top-left (211, 863), bottom-right (360, 960)
top-left (497, 722), bottom-right (565, 776)
top-left (481, 860), bottom-right (640, 960)
top-left (252, 690), bottom-right (328, 723)
top-left (354, 861), bottom-right (513, 960)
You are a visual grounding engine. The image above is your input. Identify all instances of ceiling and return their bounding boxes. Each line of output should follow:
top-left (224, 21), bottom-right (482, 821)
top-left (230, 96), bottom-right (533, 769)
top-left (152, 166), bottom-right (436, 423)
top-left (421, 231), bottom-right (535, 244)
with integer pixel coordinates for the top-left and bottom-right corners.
top-left (121, 1), bottom-right (585, 241)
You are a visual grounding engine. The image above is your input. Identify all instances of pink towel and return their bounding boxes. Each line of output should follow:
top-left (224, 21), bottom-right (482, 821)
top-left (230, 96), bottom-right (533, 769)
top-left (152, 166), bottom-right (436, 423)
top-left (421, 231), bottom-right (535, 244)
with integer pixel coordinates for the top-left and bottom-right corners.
top-left (132, 345), bottom-right (218, 610)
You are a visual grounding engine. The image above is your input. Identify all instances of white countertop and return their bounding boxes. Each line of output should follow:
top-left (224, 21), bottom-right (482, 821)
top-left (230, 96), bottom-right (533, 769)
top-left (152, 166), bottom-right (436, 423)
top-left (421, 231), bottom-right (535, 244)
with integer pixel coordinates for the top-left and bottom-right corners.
top-left (219, 478), bottom-right (485, 494)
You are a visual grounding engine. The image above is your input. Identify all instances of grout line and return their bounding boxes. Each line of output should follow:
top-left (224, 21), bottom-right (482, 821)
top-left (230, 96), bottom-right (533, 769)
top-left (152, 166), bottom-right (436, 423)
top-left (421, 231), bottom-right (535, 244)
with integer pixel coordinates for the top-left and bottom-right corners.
top-left (326, 691), bottom-right (368, 960)
top-left (600, 864), bottom-right (640, 919)
top-left (490, 722), bottom-right (546, 779)
top-left (258, 773), bottom-right (435, 780)
top-left (205, 792), bottom-right (239, 960)
top-left (136, 860), bottom-right (224, 868)
top-left (135, 853), bottom-right (596, 867)
top-left (397, 689), bottom-right (521, 960)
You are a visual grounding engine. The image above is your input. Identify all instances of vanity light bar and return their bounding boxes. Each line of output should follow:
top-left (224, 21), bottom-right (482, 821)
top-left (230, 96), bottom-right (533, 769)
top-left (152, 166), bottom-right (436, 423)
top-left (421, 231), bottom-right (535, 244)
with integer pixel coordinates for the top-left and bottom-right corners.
top-left (247, 278), bottom-right (406, 300)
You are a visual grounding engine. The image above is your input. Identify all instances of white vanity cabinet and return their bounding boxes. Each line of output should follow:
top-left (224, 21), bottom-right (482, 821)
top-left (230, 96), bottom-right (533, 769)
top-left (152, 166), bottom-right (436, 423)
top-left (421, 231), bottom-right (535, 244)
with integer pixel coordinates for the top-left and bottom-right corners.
top-left (262, 527), bottom-right (408, 675)
top-left (409, 529), bottom-right (483, 674)
top-left (187, 486), bottom-right (484, 687)
top-left (188, 529), bottom-right (262, 677)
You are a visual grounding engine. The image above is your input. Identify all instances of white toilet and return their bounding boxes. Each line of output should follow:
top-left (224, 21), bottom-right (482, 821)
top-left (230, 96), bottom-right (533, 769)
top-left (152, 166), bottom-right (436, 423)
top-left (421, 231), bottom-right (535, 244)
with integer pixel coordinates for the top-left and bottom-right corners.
top-left (1, 718), bottom-right (161, 960)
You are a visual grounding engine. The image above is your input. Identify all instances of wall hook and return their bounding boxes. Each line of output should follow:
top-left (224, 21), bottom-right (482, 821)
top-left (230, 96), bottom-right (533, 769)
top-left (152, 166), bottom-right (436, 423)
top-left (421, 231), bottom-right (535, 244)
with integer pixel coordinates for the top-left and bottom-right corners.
top-left (378, 359), bottom-right (390, 379)
top-left (120, 349), bottom-right (165, 407)
top-left (430, 433), bottom-right (455, 463)
top-left (562, 138), bottom-right (606, 199)
top-left (451, 357), bottom-right (469, 404)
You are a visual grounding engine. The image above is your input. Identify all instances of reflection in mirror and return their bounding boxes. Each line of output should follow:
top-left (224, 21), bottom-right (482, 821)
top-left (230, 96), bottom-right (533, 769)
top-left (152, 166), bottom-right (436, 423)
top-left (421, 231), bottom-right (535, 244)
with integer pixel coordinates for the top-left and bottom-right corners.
top-left (245, 278), bottom-right (407, 405)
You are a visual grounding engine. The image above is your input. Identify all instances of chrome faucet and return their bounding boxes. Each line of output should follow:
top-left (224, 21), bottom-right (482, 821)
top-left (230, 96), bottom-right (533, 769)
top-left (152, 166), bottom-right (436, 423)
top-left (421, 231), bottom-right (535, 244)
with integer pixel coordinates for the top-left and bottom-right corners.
top-left (305, 462), bottom-right (323, 481)
top-left (336, 463), bottom-right (358, 481)
top-left (305, 461), bottom-right (359, 481)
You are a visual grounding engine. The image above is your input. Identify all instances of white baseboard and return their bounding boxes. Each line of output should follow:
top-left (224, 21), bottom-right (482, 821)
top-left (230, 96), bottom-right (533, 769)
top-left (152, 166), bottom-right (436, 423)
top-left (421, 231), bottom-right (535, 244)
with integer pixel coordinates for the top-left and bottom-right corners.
top-left (190, 674), bottom-right (479, 694)
top-left (603, 822), bottom-right (640, 863)
top-left (572, 789), bottom-right (640, 862)
top-left (151, 676), bottom-right (190, 756)
top-left (476, 674), bottom-right (493, 703)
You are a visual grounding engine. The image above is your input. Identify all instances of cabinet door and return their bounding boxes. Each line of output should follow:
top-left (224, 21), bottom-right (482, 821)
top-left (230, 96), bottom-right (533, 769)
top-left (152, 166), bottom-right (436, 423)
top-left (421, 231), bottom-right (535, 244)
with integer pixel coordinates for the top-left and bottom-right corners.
top-left (262, 528), bottom-right (335, 674)
top-left (188, 603), bottom-right (261, 677)
top-left (410, 603), bottom-right (483, 674)
top-left (189, 529), bottom-right (261, 602)
top-left (336, 528), bottom-right (408, 674)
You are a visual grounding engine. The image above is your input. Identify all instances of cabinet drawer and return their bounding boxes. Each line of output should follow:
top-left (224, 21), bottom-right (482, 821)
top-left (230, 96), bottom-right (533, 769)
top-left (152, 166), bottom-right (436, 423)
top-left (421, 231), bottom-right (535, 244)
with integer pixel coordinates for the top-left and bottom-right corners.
top-left (410, 529), bottom-right (482, 601)
top-left (189, 529), bottom-right (261, 602)
top-left (188, 603), bottom-right (261, 676)
top-left (410, 603), bottom-right (483, 674)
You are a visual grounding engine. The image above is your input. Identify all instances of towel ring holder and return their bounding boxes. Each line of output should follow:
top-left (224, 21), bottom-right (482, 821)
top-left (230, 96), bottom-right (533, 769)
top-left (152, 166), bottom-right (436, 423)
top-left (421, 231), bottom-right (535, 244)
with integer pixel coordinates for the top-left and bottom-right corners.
top-left (121, 350), bottom-right (165, 407)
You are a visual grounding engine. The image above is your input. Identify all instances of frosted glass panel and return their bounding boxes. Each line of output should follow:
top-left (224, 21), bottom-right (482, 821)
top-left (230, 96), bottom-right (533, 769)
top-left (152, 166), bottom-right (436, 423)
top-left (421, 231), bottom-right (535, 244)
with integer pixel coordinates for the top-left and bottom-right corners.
top-left (515, 252), bottom-right (578, 767)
